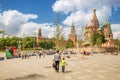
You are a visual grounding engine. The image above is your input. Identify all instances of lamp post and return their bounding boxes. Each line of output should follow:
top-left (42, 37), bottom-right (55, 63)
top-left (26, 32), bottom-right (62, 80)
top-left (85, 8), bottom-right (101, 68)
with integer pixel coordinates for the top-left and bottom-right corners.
top-left (33, 32), bottom-right (36, 49)
top-left (18, 38), bottom-right (21, 50)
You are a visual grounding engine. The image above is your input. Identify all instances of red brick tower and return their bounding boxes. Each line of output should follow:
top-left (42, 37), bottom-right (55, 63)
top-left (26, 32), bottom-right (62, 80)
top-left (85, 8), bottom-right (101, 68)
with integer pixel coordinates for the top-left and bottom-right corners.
top-left (69, 22), bottom-right (77, 45)
top-left (36, 29), bottom-right (42, 44)
top-left (38, 29), bottom-right (42, 38)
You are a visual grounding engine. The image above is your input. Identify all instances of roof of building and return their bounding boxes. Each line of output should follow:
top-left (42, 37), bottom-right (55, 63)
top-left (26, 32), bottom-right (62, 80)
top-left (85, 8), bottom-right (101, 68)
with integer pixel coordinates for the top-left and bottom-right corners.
top-left (103, 20), bottom-right (112, 34)
top-left (103, 20), bottom-right (110, 27)
top-left (86, 21), bottom-right (95, 27)
top-left (91, 8), bottom-right (99, 28)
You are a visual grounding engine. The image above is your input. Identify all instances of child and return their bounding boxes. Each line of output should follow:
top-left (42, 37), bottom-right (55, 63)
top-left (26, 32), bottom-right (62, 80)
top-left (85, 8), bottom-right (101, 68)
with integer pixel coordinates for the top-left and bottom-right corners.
top-left (61, 57), bottom-right (67, 73)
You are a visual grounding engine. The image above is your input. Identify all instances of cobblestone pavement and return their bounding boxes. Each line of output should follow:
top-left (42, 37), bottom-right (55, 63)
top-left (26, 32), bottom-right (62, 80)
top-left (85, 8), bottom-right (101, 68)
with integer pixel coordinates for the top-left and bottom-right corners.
top-left (0, 54), bottom-right (120, 80)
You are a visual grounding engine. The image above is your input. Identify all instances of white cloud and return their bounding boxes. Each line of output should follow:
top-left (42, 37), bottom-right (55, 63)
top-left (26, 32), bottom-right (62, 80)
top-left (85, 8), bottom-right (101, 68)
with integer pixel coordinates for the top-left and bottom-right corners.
top-left (52, 0), bottom-right (120, 39)
top-left (0, 10), bottom-right (38, 35)
top-left (52, 0), bottom-right (75, 14)
top-left (0, 10), bottom-right (70, 39)
top-left (0, 0), bottom-right (120, 40)
top-left (0, 10), bottom-right (56, 38)
top-left (53, 0), bottom-right (120, 26)
top-left (111, 24), bottom-right (120, 39)
top-left (19, 22), bottom-right (71, 39)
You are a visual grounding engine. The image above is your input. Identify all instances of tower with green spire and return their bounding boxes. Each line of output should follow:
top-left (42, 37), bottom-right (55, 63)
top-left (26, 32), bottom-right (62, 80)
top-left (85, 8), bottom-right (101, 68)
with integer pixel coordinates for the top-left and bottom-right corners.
top-left (102, 20), bottom-right (114, 47)
top-left (103, 20), bottom-right (113, 40)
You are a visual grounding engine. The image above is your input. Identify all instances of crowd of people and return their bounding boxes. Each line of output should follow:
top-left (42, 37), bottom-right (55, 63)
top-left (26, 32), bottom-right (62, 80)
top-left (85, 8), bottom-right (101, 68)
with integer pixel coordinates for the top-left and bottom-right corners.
top-left (5, 49), bottom-right (77, 73)
top-left (17, 50), bottom-right (69, 73)
top-left (18, 50), bottom-right (57, 59)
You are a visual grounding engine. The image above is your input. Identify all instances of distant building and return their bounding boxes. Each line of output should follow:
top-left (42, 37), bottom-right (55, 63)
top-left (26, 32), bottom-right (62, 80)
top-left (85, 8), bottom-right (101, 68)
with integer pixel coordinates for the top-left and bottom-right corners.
top-left (69, 22), bottom-right (77, 45)
top-left (35, 29), bottom-right (48, 46)
top-left (84, 8), bottom-right (114, 47)
top-left (102, 20), bottom-right (114, 47)
top-left (36, 29), bottom-right (67, 48)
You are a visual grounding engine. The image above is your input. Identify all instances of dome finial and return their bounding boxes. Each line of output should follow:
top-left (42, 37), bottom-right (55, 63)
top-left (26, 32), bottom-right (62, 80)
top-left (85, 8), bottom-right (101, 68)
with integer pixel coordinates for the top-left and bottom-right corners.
top-left (93, 8), bottom-right (96, 14)
top-left (93, 8), bottom-right (96, 11)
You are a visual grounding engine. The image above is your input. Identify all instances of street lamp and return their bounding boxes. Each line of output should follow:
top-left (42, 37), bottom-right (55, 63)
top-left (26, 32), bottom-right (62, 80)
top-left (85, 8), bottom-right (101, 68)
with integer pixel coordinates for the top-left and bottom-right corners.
top-left (33, 32), bottom-right (36, 49)
top-left (18, 38), bottom-right (21, 50)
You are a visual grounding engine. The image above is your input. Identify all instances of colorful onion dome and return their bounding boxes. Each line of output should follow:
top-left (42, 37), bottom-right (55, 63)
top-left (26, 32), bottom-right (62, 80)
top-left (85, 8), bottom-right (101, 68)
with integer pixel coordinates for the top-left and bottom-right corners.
top-left (86, 21), bottom-right (95, 27)
top-left (103, 20), bottom-right (110, 27)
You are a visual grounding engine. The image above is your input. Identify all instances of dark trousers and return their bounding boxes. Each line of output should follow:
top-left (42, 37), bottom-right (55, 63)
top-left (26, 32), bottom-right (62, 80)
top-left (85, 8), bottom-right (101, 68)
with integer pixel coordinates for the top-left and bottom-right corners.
top-left (62, 66), bottom-right (65, 73)
top-left (55, 61), bottom-right (60, 72)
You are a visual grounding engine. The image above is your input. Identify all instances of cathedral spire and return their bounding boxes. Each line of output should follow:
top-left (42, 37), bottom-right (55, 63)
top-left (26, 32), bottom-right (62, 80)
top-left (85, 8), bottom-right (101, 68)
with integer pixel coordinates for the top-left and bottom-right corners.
top-left (93, 8), bottom-right (96, 18)
top-left (69, 21), bottom-right (77, 45)
top-left (92, 8), bottom-right (99, 28)
top-left (71, 21), bottom-right (75, 33)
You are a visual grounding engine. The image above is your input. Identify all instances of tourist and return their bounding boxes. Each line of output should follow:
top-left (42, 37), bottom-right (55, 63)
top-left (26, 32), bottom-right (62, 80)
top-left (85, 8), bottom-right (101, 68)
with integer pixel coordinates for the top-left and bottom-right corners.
top-left (61, 57), bottom-right (67, 73)
top-left (36, 51), bottom-right (39, 58)
top-left (83, 50), bottom-right (86, 55)
top-left (39, 51), bottom-right (42, 58)
top-left (54, 50), bottom-right (61, 72)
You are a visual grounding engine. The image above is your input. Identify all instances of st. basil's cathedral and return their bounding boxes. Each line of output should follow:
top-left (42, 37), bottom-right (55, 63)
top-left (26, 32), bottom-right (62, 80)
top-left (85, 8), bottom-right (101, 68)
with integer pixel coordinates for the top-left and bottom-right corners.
top-left (68, 8), bottom-right (114, 48)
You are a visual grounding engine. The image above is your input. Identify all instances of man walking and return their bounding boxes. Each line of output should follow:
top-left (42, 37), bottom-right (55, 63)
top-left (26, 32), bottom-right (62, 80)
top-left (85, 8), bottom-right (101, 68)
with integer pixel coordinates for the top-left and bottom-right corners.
top-left (54, 50), bottom-right (61, 72)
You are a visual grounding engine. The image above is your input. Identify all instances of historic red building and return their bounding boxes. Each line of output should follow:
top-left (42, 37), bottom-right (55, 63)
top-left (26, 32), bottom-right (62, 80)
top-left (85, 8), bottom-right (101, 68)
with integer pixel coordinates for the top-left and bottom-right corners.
top-left (84, 8), bottom-right (114, 47)
top-left (69, 22), bottom-right (77, 45)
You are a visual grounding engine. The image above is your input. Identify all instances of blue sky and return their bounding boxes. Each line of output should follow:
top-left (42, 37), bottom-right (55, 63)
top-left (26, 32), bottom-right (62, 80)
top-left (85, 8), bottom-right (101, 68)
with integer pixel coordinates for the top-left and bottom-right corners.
top-left (110, 8), bottom-right (120, 24)
top-left (0, 0), bottom-right (120, 24)
top-left (0, 0), bottom-right (120, 39)
top-left (0, 0), bottom-right (57, 23)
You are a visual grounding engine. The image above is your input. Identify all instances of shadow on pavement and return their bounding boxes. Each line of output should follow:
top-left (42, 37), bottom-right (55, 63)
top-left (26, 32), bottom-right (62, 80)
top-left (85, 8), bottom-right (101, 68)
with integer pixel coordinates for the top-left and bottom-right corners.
top-left (5, 74), bottom-right (46, 80)
top-left (44, 66), bottom-right (52, 68)
top-left (65, 70), bottom-right (73, 74)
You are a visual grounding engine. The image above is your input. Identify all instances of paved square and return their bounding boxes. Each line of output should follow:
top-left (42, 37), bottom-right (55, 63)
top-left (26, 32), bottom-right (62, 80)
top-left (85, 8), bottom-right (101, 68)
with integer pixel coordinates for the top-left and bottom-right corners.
top-left (0, 53), bottom-right (120, 80)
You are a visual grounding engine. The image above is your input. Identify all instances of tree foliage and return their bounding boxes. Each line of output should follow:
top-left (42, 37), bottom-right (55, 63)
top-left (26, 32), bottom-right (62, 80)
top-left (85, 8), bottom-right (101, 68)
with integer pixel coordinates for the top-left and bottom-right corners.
top-left (78, 39), bottom-right (83, 48)
top-left (91, 32), bottom-right (106, 47)
top-left (66, 39), bottom-right (74, 48)
top-left (114, 39), bottom-right (120, 51)
top-left (22, 37), bottom-right (34, 49)
top-left (53, 13), bottom-right (65, 50)
top-left (38, 40), bottom-right (55, 49)
top-left (115, 39), bottom-right (120, 47)
top-left (0, 37), bottom-right (20, 49)
top-left (54, 13), bottom-right (64, 41)
top-left (0, 37), bottom-right (34, 50)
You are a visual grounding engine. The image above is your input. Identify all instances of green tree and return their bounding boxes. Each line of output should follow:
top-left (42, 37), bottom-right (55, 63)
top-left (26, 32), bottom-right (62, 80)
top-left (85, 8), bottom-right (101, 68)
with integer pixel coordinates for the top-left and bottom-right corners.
top-left (115, 39), bottom-right (120, 52)
top-left (54, 13), bottom-right (64, 49)
top-left (5, 37), bottom-right (12, 46)
top-left (38, 40), bottom-right (55, 49)
top-left (0, 38), bottom-right (6, 49)
top-left (22, 37), bottom-right (34, 49)
top-left (91, 32), bottom-right (106, 47)
top-left (78, 39), bottom-right (83, 48)
top-left (10, 37), bottom-right (19, 47)
top-left (66, 39), bottom-right (74, 48)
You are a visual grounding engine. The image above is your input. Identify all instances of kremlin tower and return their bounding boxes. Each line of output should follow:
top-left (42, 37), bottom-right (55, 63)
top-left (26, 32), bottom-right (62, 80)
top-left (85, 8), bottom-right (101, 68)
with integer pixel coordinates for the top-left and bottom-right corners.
top-left (69, 22), bottom-right (77, 45)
